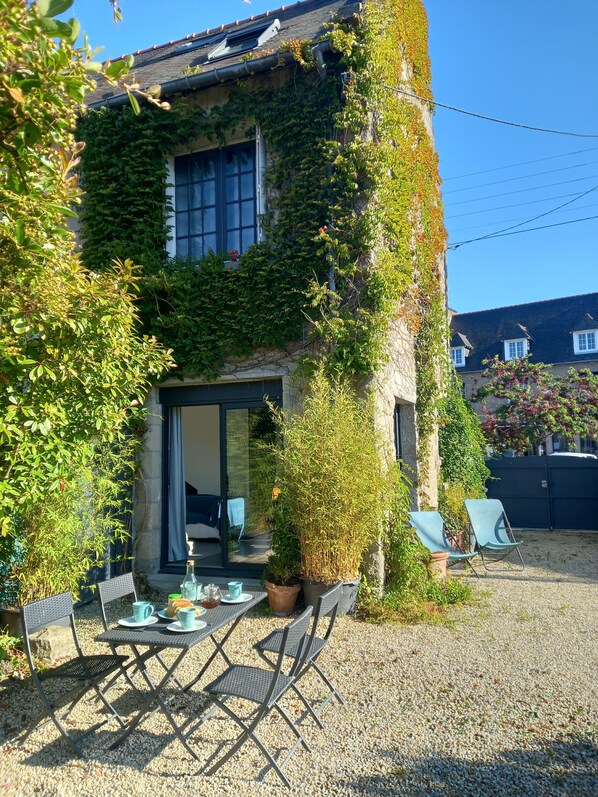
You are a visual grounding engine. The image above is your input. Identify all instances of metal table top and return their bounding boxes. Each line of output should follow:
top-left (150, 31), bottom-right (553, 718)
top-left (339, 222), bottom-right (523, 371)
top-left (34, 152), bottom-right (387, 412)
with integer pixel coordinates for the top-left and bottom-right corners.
top-left (96, 589), bottom-right (266, 650)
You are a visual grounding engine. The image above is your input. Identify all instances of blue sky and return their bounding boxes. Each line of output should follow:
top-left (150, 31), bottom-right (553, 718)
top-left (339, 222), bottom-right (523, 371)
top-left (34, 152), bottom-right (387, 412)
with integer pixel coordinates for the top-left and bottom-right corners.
top-left (72, 0), bottom-right (598, 312)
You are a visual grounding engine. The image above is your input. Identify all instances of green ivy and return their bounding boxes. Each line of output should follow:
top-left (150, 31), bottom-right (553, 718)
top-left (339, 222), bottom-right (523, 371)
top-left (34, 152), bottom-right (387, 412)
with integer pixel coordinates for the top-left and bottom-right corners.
top-left (78, 1), bottom-right (448, 481)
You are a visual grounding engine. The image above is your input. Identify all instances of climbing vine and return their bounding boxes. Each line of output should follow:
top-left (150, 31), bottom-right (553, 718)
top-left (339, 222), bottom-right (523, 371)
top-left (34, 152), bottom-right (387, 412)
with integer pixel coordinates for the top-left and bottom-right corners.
top-left (78, 0), bottom-right (447, 482)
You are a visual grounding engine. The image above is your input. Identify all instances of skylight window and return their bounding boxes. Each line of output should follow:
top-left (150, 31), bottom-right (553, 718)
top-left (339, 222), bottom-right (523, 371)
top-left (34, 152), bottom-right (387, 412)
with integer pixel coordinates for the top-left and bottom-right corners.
top-left (208, 19), bottom-right (280, 61)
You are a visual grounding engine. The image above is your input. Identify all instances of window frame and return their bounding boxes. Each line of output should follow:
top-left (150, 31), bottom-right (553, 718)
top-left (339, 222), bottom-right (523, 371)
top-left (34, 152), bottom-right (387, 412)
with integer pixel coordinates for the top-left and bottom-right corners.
top-left (573, 329), bottom-right (598, 354)
top-left (450, 346), bottom-right (465, 367)
top-left (504, 338), bottom-right (528, 361)
top-left (166, 136), bottom-right (265, 261)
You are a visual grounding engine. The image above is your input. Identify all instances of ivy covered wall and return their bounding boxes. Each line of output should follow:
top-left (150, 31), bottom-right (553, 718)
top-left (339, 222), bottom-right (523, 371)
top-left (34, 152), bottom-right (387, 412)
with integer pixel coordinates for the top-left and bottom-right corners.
top-left (78, 0), bottom-right (447, 491)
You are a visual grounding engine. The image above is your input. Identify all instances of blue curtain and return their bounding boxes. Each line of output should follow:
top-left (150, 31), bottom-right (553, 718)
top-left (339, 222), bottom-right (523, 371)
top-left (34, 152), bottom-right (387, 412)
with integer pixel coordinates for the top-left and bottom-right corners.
top-left (168, 407), bottom-right (187, 562)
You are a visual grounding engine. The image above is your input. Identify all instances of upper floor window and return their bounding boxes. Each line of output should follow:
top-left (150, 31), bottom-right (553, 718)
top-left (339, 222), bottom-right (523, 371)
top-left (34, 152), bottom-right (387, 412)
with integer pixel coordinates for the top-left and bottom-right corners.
top-left (504, 338), bottom-right (528, 360)
top-left (174, 141), bottom-right (257, 260)
top-left (451, 346), bottom-right (465, 367)
top-left (574, 329), bottom-right (597, 354)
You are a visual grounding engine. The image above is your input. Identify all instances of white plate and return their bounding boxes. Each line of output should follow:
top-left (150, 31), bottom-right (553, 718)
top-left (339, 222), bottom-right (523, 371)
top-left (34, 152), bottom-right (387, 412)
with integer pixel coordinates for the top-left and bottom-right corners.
top-left (118, 615), bottom-right (159, 628)
top-left (157, 607), bottom-right (206, 620)
top-left (166, 619), bottom-right (208, 633)
top-left (220, 592), bottom-right (252, 604)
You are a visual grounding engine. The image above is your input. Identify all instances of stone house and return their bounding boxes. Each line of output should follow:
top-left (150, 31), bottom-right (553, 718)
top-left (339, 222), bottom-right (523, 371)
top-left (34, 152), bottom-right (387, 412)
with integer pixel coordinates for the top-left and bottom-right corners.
top-left (81, 0), bottom-right (446, 588)
top-left (450, 292), bottom-right (598, 454)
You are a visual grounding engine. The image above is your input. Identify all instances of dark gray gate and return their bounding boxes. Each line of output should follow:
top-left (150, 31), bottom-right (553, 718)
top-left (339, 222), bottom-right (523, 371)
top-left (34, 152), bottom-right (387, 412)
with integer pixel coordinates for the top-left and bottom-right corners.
top-left (486, 456), bottom-right (598, 530)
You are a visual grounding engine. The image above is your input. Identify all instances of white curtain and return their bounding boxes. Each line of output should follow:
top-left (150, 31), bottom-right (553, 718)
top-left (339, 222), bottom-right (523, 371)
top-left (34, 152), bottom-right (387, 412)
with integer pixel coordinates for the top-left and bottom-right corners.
top-left (168, 407), bottom-right (187, 562)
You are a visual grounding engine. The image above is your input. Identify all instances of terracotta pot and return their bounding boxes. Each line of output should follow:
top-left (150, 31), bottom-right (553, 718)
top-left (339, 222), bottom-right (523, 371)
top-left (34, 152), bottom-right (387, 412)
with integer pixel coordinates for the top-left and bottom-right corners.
top-left (428, 551), bottom-right (449, 580)
top-left (264, 580), bottom-right (301, 617)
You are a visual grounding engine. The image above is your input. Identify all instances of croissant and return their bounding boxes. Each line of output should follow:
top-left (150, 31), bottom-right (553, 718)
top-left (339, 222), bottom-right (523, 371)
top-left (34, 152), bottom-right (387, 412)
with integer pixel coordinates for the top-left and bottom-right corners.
top-left (166, 597), bottom-right (194, 617)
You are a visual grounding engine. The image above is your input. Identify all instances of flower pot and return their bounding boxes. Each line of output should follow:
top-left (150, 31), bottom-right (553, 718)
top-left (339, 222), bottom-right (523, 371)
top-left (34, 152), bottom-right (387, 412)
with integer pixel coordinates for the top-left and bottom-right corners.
top-left (302, 576), bottom-right (360, 616)
top-left (264, 580), bottom-right (301, 617)
top-left (428, 551), bottom-right (449, 581)
top-left (0, 606), bottom-right (22, 637)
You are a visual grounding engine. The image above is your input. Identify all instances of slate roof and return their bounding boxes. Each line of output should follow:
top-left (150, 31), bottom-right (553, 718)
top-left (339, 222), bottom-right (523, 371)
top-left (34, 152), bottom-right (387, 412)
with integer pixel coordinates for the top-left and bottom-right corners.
top-left (450, 292), bottom-right (598, 372)
top-left (87, 0), bottom-right (358, 107)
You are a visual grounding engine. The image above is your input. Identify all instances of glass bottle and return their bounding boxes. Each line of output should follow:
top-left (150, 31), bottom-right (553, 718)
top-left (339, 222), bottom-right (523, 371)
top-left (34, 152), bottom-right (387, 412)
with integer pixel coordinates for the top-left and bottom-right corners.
top-left (181, 560), bottom-right (198, 602)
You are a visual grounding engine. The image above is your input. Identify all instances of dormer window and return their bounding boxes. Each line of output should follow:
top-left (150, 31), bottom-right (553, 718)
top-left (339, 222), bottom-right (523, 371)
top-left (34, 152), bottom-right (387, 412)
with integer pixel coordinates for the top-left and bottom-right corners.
top-left (208, 19), bottom-right (280, 61)
top-left (504, 338), bottom-right (528, 360)
top-left (574, 329), bottom-right (597, 354)
top-left (451, 346), bottom-right (465, 367)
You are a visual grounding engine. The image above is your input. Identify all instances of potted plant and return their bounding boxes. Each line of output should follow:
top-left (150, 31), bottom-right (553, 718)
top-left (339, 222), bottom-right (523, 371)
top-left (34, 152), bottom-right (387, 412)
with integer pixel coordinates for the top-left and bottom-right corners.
top-left (271, 370), bottom-right (393, 615)
top-left (262, 501), bottom-right (302, 617)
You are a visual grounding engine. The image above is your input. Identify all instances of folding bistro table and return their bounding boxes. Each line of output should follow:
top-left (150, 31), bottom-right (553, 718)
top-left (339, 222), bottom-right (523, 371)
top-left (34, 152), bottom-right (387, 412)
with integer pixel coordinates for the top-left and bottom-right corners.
top-left (95, 589), bottom-right (266, 758)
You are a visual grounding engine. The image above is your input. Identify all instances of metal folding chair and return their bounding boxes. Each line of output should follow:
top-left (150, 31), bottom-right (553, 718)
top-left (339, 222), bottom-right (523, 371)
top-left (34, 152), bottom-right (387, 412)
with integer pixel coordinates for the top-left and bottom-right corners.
top-left (465, 498), bottom-right (525, 571)
top-left (20, 591), bottom-right (128, 757)
top-left (254, 583), bottom-right (344, 729)
top-left (96, 572), bottom-right (183, 691)
top-left (200, 607), bottom-right (313, 787)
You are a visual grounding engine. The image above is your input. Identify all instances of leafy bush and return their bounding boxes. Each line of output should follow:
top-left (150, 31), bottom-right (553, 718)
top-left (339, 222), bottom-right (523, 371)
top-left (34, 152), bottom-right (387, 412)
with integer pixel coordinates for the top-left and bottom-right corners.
top-left (271, 370), bottom-right (398, 583)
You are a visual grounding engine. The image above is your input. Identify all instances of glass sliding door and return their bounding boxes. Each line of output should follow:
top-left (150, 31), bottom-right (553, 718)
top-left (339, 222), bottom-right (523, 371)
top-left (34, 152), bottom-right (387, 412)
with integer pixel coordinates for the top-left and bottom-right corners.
top-left (223, 405), bottom-right (276, 567)
top-left (160, 379), bottom-right (281, 575)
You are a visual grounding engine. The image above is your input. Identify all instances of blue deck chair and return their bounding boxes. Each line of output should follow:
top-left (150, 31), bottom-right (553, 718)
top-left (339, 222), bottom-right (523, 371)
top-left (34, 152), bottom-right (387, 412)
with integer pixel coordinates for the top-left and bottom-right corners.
top-left (464, 499), bottom-right (525, 570)
top-left (408, 511), bottom-right (479, 577)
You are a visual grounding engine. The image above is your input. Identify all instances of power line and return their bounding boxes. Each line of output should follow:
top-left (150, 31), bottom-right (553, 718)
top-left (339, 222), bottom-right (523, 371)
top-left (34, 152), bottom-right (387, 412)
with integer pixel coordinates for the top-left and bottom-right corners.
top-left (443, 159), bottom-right (598, 195)
top-left (447, 173), bottom-right (598, 207)
top-left (448, 213), bottom-right (598, 249)
top-left (443, 145), bottom-right (598, 181)
top-left (449, 183), bottom-right (598, 248)
top-left (445, 191), bottom-right (586, 220)
top-left (450, 200), bottom-right (598, 233)
top-left (382, 84), bottom-right (598, 138)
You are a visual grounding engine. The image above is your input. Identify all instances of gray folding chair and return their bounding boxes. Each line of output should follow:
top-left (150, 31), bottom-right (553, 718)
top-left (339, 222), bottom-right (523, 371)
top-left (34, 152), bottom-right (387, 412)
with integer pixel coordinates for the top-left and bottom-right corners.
top-left (200, 607), bottom-right (313, 787)
top-left (254, 582), bottom-right (344, 728)
top-left (96, 572), bottom-right (183, 690)
top-left (20, 591), bottom-right (128, 757)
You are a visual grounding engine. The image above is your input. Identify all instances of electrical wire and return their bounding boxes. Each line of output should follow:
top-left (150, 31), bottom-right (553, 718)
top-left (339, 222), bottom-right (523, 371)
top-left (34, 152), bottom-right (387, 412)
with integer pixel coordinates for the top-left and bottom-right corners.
top-left (443, 145), bottom-right (598, 181)
top-left (447, 173), bottom-right (598, 207)
top-left (445, 191), bottom-right (587, 220)
top-left (450, 200), bottom-right (598, 233)
top-left (448, 183), bottom-right (598, 248)
top-left (443, 159), bottom-right (598, 195)
top-left (382, 84), bottom-right (598, 139)
top-left (448, 213), bottom-right (598, 248)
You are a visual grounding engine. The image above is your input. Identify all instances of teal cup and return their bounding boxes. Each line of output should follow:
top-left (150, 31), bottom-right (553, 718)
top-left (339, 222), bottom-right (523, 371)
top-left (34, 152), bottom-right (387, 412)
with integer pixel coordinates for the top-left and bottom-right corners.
top-left (132, 601), bottom-right (154, 623)
top-left (175, 606), bottom-right (196, 630)
top-left (228, 581), bottom-right (243, 600)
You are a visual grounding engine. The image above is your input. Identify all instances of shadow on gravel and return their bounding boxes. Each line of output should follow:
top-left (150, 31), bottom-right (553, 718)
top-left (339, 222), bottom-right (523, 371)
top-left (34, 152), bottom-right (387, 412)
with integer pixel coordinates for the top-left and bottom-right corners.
top-left (340, 738), bottom-right (598, 797)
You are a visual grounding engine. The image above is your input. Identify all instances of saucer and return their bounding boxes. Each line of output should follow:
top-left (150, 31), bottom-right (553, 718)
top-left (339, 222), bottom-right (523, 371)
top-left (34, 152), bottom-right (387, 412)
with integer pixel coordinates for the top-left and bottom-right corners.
top-left (118, 615), bottom-right (159, 628)
top-left (166, 619), bottom-right (208, 633)
top-left (220, 592), bottom-right (252, 604)
top-left (158, 607), bottom-right (206, 620)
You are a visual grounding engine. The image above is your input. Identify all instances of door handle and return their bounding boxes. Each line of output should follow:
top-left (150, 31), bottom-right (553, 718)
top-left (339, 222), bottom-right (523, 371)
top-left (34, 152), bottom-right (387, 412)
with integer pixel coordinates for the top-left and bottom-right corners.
top-left (541, 480), bottom-right (548, 488)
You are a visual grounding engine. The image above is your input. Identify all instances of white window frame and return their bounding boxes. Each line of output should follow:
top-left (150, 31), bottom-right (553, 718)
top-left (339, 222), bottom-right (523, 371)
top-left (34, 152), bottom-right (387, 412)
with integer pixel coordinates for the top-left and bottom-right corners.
top-left (504, 338), bottom-right (528, 360)
top-left (450, 346), bottom-right (465, 367)
top-left (165, 128), bottom-right (266, 260)
top-left (573, 329), bottom-right (598, 354)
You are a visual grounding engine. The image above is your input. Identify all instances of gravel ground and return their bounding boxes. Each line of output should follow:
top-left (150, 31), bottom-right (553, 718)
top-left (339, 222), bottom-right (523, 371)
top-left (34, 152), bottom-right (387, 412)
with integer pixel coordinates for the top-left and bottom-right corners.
top-left (1, 531), bottom-right (597, 797)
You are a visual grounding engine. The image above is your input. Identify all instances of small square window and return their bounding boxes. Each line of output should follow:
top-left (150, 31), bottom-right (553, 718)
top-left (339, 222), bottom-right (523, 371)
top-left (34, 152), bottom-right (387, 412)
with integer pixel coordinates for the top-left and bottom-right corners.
top-left (451, 347), bottom-right (465, 367)
top-left (504, 338), bottom-right (527, 360)
top-left (574, 329), bottom-right (598, 355)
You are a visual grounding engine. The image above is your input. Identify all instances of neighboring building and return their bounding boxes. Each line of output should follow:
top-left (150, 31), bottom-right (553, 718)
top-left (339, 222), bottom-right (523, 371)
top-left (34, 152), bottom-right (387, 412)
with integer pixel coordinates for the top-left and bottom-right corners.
top-left (450, 292), bottom-right (598, 454)
top-left (81, 0), bottom-right (446, 587)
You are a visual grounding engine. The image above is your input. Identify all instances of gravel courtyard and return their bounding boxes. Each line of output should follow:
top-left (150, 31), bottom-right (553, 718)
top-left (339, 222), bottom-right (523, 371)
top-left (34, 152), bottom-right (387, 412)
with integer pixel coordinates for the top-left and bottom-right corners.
top-left (1, 531), bottom-right (597, 797)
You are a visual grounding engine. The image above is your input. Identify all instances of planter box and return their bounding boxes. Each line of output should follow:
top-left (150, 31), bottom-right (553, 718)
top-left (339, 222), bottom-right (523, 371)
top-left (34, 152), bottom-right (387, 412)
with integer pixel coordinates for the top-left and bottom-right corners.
top-left (302, 577), bottom-right (360, 616)
top-left (0, 607), bottom-right (22, 637)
